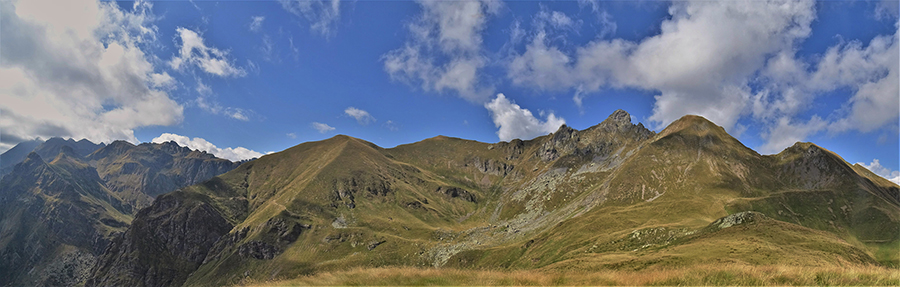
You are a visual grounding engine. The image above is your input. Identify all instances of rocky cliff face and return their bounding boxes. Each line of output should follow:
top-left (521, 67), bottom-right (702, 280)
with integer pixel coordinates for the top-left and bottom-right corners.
top-left (0, 152), bottom-right (129, 286)
top-left (86, 191), bottom-right (234, 287)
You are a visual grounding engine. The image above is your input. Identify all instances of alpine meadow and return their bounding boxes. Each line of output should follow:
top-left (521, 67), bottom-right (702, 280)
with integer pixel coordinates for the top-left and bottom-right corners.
top-left (1, 0), bottom-right (898, 286)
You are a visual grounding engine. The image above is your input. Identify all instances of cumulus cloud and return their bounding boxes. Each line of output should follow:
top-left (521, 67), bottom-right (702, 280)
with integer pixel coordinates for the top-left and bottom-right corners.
top-left (858, 159), bottom-right (900, 185)
top-left (382, 0), bottom-right (501, 102)
top-left (507, 0), bottom-right (898, 154)
top-left (0, 0), bottom-right (182, 152)
top-left (151, 133), bottom-right (263, 161)
top-left (279, 0), bottom-right (342, 38)
top-left (168, 27), bottom-right (246, 77)
top-left (485, 93), bottom-right (566, 142)
top-left (311, 122), bottom-right (335, 133)
top-left (344, 107), bottom-right (375, 125)
top-left (249, 16), bottom-right (264, 32)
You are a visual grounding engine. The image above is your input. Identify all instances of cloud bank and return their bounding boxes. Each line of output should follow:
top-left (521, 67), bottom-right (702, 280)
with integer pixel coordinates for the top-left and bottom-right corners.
top-left (505, 0), bottom-right (898, 154)
top-left (0, 0), bottom-right (182, 152)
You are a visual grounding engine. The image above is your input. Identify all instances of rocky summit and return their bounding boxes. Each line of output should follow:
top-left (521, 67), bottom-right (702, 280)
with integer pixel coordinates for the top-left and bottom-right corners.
top-left (68, 111), bottom-right (899, 287)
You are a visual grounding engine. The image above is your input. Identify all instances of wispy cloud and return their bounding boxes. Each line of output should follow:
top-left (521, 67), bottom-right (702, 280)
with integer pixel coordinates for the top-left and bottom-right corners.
top-left (169, 27), bottom-right (246, 77)
top-left (249, 16), bottom-right (264, 32)
top-left (279, 0), bottom-right (342, 38)
top-left (345, 107), bottom-right (375, 125)
top-left (311, 122), bottom-right (335, 133)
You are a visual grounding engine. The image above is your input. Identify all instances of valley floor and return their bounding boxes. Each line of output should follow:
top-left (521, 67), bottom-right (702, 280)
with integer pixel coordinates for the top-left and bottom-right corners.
top-left (242, 264), bottom-right (899, 286)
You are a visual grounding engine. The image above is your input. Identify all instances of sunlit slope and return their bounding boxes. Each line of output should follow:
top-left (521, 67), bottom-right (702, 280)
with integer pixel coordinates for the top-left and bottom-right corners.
top-left (87, 111), bottom-right (899, 287)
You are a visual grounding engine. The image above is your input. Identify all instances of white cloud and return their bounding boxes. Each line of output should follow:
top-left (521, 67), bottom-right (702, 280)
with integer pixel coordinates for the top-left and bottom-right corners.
top-left (859, 159), bottom-right (900, 185)
top-left (382, 0), bottom-right (501, 102)
top-left (507, 0), bottom-right (898, 154)
top-left (344, 107), bottom-right (375, 125)
top-left (149, 72), bottom-right (176, 90)
top-left (311, 122), bottom-right (335, 133)
top-left (286, 132), bottom-right (297, 139)
top-left (510, 0), bottom-right (815, 131)
top-left (168, 27), bottom-right (246, 77)
top-left (485, 93), bottom-right (566, 142)
top-left (151, 133), bottom-right (263, 161)
top-left (0, 0), bottom-right (182, 148)
top-left (279, 0), bottom-right (342, 38)
top-left (249, 16), bottom-right (265, 32)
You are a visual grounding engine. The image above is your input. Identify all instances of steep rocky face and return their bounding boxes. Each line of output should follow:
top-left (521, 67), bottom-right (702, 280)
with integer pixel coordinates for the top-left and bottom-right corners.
top-left (0, 139), bottom-right (240, 286)
top-left (85, 111), bottom-right (900, 286)
top-left (86, 191), bottom-right (235, 287)
top-left (536, 110), bottom-right (654, 162)
top-left (0, 152), bottom-right (129, 286)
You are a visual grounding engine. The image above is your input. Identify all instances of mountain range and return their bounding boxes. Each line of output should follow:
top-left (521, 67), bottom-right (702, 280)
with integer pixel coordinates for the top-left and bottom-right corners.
top-left (1, 111), bottom-right (897, 286)
top-left (66, 110), bottom-right (896, 287)
top-left (0, 138), bottom-right (240, 286)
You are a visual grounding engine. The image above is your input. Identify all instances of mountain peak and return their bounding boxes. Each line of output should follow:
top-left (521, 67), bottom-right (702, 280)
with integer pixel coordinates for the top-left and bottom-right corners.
top-left (604, 109), bottom-right (631, 125)
top-left (657, 114), bottom-right (722, 139)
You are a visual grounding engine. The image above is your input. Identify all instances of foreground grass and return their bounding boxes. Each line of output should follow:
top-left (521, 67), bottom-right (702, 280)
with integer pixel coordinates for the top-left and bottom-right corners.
top-left (244, 264), bottom-right (899, 286)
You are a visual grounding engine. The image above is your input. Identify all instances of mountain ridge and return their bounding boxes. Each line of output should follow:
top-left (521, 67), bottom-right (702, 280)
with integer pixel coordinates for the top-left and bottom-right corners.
top-left (82, 111), bottom-right (899, 287)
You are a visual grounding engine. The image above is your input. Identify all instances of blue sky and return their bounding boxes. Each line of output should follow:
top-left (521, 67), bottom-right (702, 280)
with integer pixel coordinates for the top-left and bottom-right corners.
top-left (1, 0), bottom-right (898, 182)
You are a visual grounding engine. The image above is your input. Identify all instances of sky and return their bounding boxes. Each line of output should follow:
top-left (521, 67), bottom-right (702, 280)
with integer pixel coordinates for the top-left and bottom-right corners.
top-left (0, 0), bottom-right (898, 183)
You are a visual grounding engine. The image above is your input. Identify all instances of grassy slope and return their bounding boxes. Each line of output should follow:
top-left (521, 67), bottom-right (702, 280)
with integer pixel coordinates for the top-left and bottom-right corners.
top-left (102, 114), bottom-right (899, 286)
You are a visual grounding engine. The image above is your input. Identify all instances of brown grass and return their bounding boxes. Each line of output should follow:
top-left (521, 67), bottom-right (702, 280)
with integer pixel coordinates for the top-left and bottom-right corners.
top-left (242, 264), bottom-right (899, 286)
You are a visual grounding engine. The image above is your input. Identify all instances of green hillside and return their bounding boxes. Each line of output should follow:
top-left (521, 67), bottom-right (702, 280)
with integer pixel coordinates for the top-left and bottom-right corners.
top-left (86, 111), bottom-right (899, 287)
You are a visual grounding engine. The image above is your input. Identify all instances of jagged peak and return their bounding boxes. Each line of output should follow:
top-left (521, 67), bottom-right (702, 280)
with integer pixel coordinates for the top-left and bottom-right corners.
top-left (603, 109), bottom-right (632, 125)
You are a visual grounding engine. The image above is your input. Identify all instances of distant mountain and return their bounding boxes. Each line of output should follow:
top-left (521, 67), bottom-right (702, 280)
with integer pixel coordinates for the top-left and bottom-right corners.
top-left (86, 110), bottom-right (899, 287)
top-left (0, 138), bottom-right (44, 176)
top-left (89, 140), bottom-right (240, 209)
top-left (34, 137), bottom-right (107, 160)
top-left (0, 140), bottom-right (240, 286)
top-left (0, 137), bottom-right (106, 177)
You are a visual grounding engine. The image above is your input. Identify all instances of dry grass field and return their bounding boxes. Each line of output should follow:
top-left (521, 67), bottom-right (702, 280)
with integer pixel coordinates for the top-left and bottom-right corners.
top-left (244, 264), bottom-right (899, 286)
